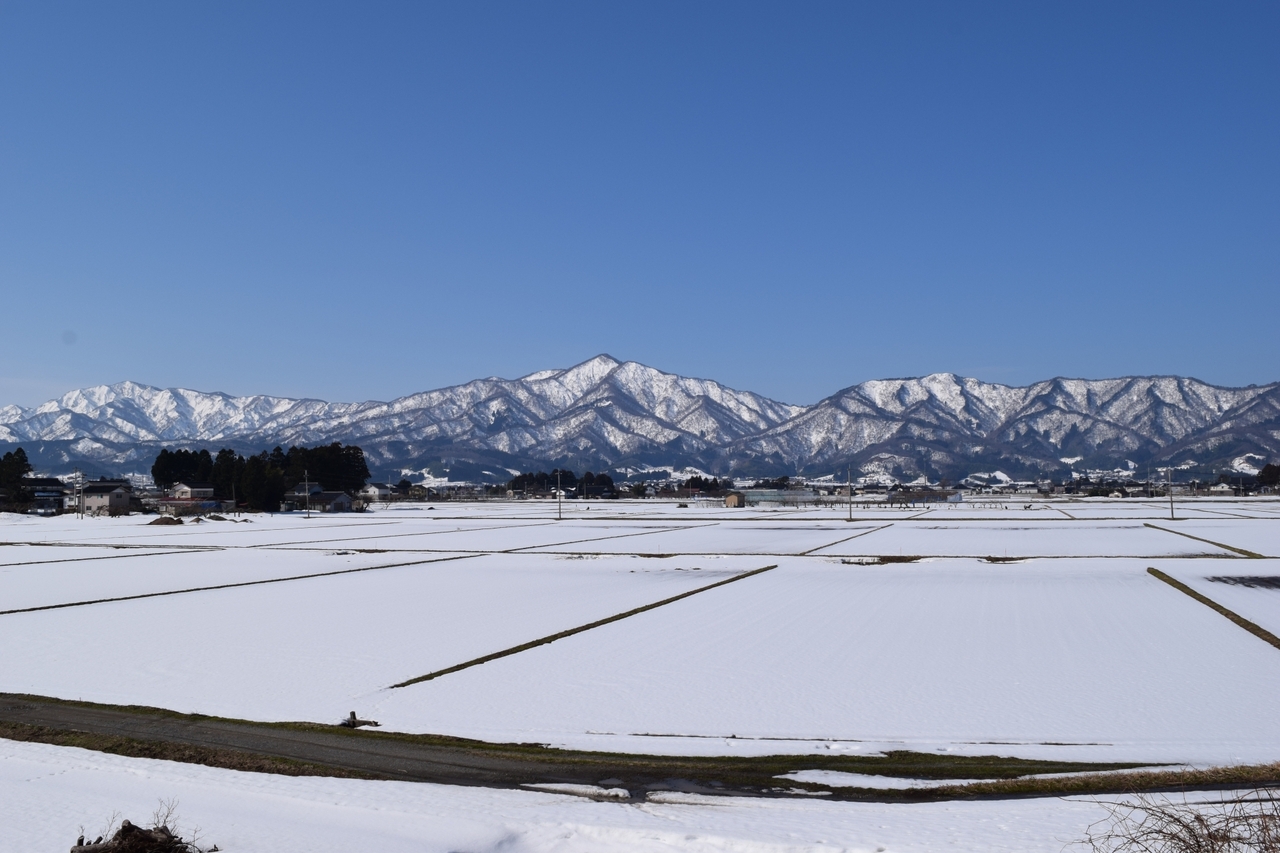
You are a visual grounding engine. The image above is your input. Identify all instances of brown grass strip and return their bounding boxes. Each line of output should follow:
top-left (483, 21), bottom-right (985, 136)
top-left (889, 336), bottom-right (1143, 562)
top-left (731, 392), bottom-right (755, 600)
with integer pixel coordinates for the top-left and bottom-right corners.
top-left (0, 720), bottom-right (379, 779)
top-left (920, 762), bottom-right (1280, 799)
top-left (392, 564), bottom-right (778, 688)
top-left (1148, 567), bottom-right (1280, 651)
top-left (1144, 523), bottom-right (1267, 558)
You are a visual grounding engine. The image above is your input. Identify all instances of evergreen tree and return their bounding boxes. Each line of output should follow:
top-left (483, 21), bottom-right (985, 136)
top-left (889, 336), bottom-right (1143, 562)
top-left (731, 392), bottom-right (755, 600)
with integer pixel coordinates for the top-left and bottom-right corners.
top-left (0, 447), bottom-right (33, 502)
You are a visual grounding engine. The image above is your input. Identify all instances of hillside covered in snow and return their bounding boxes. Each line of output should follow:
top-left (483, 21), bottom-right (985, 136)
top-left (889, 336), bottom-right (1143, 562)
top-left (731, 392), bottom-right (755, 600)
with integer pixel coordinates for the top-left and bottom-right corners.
top-left (1, 356), bottom-right (1276, 480)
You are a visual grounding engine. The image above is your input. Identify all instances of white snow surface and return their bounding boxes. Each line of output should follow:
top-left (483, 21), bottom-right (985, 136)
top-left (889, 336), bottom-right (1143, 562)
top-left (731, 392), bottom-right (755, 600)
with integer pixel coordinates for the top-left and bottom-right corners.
top-left (2, 501), bottom-right (1279, 766)
top-left (0, 738), bottom-right (1122, 853)
top-left (4, 499), bottom-right (1280, 851)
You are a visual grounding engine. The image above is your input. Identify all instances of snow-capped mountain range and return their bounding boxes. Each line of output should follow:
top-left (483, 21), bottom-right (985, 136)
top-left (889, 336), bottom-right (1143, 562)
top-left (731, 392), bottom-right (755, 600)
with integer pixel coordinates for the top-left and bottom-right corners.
top-left (2, 355), bottom-right (1277, 480)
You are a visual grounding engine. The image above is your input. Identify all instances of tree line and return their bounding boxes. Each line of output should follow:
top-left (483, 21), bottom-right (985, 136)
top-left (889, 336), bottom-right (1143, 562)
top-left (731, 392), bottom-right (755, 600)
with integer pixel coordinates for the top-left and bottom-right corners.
top-left (501, 470), bottom-right (738, 498)
top-left (684, 475), bottom-right (731, 492)
top-left (152, 443), bottom-right (370, 511)
top-left (505, 469), bottom-right (617, 496)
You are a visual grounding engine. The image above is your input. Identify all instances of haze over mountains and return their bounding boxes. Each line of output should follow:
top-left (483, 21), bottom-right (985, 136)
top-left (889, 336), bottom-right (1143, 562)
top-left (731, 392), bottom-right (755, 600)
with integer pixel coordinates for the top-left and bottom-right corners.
top-left (2, 355), bottom-right (1277, 481)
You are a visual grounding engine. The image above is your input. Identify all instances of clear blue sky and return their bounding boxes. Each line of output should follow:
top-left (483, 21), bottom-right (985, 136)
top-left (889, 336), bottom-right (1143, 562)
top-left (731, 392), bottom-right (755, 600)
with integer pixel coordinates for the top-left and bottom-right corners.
top-left (1, 1), bottom-right (1276, 407)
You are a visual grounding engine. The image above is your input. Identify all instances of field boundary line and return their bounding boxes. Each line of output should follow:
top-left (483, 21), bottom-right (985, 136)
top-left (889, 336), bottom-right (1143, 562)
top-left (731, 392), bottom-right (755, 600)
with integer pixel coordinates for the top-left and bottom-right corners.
top-left (0, 540), bottom-right (215, 551)
top-left (802, 524), bottom-right (893, 555)
top-left (245, 520), bottom-right (557, 550)
top-left (0, 553), bottom-right (483, 617)
top-left (1147, 567), bottom-right (1280, 652)
top-left (0, 548), bottom-right (217, 569)
top-left (71, 518), bottom-right (406, 546)
top-left (1193, 507), bottom-right (1255, 519)
top-left (1143, 523), bottom-right (1267, 558)
top-left (391, 563), bottom-right (778, 688)
top-left (506, 523), bottom-right (719, 552)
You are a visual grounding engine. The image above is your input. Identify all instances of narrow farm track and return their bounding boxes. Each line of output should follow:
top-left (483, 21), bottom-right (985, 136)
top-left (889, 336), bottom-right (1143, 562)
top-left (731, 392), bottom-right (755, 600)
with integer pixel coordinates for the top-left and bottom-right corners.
top-left (0, 694), bottom-right (1154, 803)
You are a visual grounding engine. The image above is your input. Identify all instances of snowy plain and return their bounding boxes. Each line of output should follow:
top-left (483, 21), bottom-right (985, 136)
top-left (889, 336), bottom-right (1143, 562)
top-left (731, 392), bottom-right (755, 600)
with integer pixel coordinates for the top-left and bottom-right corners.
top-left (2, 497), bottom-right (1279, 851)
top-left (0, 727), bottom-right (1113, 853)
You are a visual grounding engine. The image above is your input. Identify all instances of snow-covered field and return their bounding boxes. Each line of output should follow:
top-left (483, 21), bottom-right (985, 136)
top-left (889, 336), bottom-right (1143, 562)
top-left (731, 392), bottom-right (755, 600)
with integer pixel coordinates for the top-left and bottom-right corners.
top-left (0, 737), bottom-right (1115, 853)
top-left (2, 497), bottom-right (1279, 851)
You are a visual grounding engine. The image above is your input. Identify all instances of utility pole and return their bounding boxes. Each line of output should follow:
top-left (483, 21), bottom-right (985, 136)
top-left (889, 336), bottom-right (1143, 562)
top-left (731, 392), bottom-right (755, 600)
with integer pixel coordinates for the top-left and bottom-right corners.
top-left (1168, 466), bottom-right (1175, 521)
top-left (847, 466), bottom-right (852, 522)
top-left (557, 472), bottom-right (562, 521)
top-left (305, 469), bottom-right (311, 519)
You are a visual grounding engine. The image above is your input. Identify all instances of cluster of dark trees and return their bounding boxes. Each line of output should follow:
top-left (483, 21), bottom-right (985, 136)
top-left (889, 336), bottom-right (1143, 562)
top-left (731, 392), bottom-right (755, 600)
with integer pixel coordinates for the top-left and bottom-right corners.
top-left (152, 443), bottom-right (370, 511)
top-left (622, 476), bottom-right (736, 497)
top-left (1259, 464), bottom-right (1280, 487)
top-left (682, 476), bottom-right (731, 492)
top-left (749, 476), bottom-right (792, 490)
top-left (0, 447), bottom-right (34, 504)
top-left (507, 469), bottom-right (577, 492)
top-left (505, 469), bottom-right (617, 496)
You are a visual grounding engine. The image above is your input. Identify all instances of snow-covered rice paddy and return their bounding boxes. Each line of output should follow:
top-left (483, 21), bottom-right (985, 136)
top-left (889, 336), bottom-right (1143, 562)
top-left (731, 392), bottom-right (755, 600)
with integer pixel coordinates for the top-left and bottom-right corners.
top-left (3, 500), bottom-right (1279, 762)
top-left (3, 497), bottom-right (1279, 850)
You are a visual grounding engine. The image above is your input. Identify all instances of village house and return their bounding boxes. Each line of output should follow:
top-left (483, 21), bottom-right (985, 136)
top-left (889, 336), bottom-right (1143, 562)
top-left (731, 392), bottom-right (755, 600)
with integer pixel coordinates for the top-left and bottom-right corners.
top-left (25, 477), bottom-right (68, 516)
top-left (286, 481), bottom-right (323, 499)
top-left (171, 482), bottom-right (215, 500)
top-left (280, 481), bottom-right (323, 511)
top-left (81, 483), bottom-right (131, 516)
top-left (358, 482), bottom-right (392, 502)
top-left (313, 491), bottom-right (354, 512)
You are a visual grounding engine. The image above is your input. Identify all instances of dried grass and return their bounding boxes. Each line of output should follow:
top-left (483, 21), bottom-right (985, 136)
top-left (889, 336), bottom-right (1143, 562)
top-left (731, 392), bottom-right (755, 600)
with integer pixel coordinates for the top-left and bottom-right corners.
top-left (1080, 790), bottom-right (1280, 852)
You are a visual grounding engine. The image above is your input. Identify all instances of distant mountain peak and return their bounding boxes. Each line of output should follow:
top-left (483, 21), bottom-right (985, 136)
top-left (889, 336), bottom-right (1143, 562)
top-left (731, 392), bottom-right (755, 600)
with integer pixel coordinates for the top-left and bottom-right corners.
top-left (2, 364), bottom-right (1276, 480)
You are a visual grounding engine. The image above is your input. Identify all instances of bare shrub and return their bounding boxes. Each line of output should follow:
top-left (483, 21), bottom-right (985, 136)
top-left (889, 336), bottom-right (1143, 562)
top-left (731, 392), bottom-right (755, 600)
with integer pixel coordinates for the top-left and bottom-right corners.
top-left (72, 799), bottom-right (217, 852)
top-left (1081, 790), bottom-right (1280, 852)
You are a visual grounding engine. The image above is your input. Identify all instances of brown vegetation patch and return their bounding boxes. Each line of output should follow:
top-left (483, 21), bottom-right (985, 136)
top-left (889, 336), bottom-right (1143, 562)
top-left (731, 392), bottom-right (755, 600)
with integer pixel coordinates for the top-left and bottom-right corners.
top-left (913, 762), bottom-right (1280, 800)
top-left (0, 720), bottom-right (378, 780)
